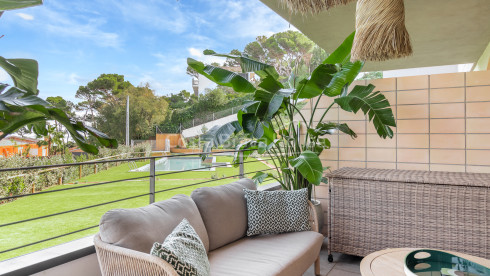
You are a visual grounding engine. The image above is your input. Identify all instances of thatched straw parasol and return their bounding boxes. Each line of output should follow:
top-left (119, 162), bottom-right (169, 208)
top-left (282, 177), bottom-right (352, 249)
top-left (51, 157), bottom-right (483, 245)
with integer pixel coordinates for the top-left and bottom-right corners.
top-left (279, 0), bottom-right (356, 15)
top-left (351, 0), bottom-right (412, 61)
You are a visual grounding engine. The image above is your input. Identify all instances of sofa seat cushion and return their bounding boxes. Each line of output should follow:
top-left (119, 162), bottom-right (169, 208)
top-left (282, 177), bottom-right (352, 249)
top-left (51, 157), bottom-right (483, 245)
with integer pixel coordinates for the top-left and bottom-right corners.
top-left (208, 231), bottom-right (323, 276)
top-left (99, 194), bottom-right (209, 253)
top-left (191, 179), bottom-right (256, 251)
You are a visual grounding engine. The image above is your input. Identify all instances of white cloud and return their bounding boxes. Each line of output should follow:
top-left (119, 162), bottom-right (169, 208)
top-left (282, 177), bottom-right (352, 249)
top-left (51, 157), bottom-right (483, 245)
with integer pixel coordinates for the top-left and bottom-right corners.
top-left (110, 0), bottom-right (189, 34)
top-left (185, 33), bottom-right (214, 45)
top-left (137, 73), bottom-right (190, 96)
top-left (16, 13), bottom-right (34, 21)
top-left (208, 0), bottom-right (293, 39)
top-left (45, 19), bottom-right (120, 48)
top-left (68, 73), bottom-right (87, 85)
top-left (188, 48), bottom-right (202, 57)
top-left (221, 1), bottom-right (243, 20)
top-left (137, 51), bottom-right (196, 95)
top-left (28, 6), bottom-right (121, 49)
top-left (138, 74), bottom-right (165, 91)
top-left (152, 53), bottom-right (166, 67)
top-left (187, 48), bottom-right (225, 65)
top-left (152, 53), bottom-right (188, 75)
top-left (153, 53), bottom-right (165, 60)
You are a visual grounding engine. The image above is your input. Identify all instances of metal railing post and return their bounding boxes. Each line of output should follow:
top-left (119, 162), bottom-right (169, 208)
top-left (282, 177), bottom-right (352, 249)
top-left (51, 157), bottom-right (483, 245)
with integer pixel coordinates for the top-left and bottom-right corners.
top-left (149, 157), bottom-right (156, 204)
top-left (239, 151), bottom-right (244, 179)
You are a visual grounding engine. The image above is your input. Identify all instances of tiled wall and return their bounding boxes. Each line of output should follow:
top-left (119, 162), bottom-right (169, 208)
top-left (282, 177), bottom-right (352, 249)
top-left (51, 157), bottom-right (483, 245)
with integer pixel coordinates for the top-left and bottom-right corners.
top-left (301, 70), bottom-right (490, 234)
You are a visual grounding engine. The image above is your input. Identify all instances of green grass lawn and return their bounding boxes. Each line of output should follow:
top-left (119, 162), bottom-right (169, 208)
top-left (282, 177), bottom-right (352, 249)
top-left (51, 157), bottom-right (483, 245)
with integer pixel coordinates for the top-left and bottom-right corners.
top-left (0, 156), bottom-right (275, 261)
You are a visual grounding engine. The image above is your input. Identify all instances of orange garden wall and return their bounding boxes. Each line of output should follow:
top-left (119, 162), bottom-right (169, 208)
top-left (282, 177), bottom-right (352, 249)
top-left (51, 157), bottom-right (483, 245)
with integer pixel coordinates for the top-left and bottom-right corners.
top-left (170, 148), bottom-right (201, 154)
top-left (299, 70), bottom-right (490, 235)
top-left (155, 134), bottom-right (186, 150)
top-left (0, 144), bottom-right (46, 157)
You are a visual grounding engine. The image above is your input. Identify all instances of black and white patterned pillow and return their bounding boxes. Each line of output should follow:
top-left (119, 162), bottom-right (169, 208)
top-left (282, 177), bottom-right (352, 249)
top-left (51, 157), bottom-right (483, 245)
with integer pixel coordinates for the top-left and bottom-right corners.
top-left (244, 188), bottom-right (311, 236)
top-left (150, 218), bottom-right (210, 276)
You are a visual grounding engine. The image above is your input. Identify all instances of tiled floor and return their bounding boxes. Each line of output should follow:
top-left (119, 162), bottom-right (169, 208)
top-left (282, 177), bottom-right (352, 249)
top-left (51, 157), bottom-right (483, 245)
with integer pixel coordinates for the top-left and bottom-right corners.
top-left (304, 240), bottom-right (362, 276)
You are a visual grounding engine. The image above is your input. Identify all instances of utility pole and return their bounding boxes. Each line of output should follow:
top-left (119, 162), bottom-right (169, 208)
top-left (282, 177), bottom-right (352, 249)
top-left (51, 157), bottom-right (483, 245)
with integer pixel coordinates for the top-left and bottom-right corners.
top-left (126, 95), bottom-right (129, 146)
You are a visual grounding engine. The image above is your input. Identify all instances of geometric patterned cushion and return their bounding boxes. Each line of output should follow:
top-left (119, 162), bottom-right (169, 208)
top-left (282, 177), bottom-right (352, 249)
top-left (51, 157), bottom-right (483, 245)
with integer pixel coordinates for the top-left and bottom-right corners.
top-left (244, 188), bottom-right (311, 236)
top-left (150, 219), bottom-right (210, 276)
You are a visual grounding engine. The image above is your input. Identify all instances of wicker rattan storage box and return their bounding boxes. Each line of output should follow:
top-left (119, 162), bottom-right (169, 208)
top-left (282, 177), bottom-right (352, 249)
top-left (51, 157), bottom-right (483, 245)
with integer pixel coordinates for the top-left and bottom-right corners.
top-left (326, 167), bottom-right (489, 259)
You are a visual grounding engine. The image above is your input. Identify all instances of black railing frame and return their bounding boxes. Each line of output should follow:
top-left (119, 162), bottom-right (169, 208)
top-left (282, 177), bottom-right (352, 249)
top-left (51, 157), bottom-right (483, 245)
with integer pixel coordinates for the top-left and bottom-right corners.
top-left (0, 149), bottom-right (275, 258)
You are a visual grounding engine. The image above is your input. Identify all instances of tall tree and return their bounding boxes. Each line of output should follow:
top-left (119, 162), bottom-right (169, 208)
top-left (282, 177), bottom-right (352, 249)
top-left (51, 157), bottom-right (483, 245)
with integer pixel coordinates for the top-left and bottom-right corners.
top-left (186, 66), bottom-right (199, 79)
top-left (197, 87), bottom-right (228, 111)
top-left (46, 96), bottom-right (74, 116)
top-left (358, 71), bottom-right (383, 80)
top-left (309, 45), bottom-right (329, 74)
top-left (46, 96), bottom-right (75, 146)
top-left (96, 85), bottom-right (169, 142)
top-left (75, 85), bottom-right (103, 126)
top-left (223, 49), bottom-right (242, 67)
top-left (92, 73), bottom-right (133, 103)
top-left (165, 90), bottom-right (194, 109)
top-left (76, 74), bottom-right (133, 126)
top-left (243, 30), bottom-right (318, 78)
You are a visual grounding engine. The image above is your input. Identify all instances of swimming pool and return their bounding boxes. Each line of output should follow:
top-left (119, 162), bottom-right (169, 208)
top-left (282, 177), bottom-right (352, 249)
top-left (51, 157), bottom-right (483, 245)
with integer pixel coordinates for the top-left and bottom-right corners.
top-left (131, 157), bottom-right (219, 172)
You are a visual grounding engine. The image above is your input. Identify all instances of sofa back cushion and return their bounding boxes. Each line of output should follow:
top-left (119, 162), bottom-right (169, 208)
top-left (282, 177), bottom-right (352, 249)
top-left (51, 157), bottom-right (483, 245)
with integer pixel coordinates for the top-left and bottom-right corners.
top-left (99, 194), bottom-right (209, 253)
top-left (244, 188), bottom-right (311, 236)
top-left (191, 179), bottom-right (255, 251)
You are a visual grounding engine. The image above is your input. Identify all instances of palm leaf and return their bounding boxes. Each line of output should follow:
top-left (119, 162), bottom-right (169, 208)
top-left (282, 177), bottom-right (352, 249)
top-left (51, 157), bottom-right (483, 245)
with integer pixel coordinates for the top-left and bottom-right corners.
top-left (296, 64), bottom-right (337, 99)
top-left (324, 60), bottom-right (363, 97)
top-left (203, 50), bottom-right (279, 79)
top-left (232, 140), bottom-right (258, 166)
top-left (187, 58), bottom-right (255, 93)
top-left (254, 88), bottom-right (293, 121)
top-left (0, 0), bottom-right (42, 11)
top-left (241, 113), bottom-right (265, 139)
top-left (201, 120), bottom-right (242, 153)
top-left (0, 57), bottom-right (38, 95)
top-left (323, 31), bottom-right (355, 65)
top-left (251, 171), bottom-right (275, 185)
top-left (0, 85), bottom-right (117, 154)
top-left (289, 151), bottom-right (323, 185)
top-left (308, 122), bottom-right (357, 139)
top-left (335, 84), bottom-right (396, 138)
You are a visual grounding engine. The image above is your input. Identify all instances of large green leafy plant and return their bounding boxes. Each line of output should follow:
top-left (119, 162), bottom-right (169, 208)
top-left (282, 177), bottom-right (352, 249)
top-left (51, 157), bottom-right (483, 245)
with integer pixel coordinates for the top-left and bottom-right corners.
top-left (189, 32), bottom-right (396, 199)
top-left (0, 0), bottom-right (117, 154)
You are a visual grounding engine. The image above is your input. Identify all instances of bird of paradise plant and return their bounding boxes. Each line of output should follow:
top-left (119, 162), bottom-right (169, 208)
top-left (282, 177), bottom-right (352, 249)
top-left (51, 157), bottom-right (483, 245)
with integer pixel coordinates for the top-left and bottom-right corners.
top-left (188, 32), bottom-right (396, 200)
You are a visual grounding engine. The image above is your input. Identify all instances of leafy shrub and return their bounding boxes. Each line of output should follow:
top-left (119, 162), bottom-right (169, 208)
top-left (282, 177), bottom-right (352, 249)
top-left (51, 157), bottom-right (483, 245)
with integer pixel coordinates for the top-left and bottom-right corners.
top-left (0, 143), bottom-right (152, 200)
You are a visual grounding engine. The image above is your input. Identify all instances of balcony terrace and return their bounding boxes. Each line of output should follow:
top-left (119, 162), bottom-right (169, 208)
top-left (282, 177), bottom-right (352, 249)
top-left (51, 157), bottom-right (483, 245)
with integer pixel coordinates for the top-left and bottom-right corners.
top-left (0, 150), bottom-right (364, 276)
top-left (1, 0), bottom-right (490, 275)
top-left (1, 147), bottom-right (489, 275)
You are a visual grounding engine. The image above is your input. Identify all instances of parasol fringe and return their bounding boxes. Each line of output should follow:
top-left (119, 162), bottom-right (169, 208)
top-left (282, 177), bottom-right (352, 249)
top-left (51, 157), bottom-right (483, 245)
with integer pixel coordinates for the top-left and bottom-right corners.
top-left (351, 0), bottom-right (413, 61)
top-left (279, 0), bottom-right (356, 15)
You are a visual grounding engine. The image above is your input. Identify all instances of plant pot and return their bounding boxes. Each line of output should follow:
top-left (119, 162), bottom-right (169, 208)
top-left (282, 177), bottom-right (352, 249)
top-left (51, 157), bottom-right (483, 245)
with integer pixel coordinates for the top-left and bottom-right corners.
top-left (311, 199), bottom-right (324, 233)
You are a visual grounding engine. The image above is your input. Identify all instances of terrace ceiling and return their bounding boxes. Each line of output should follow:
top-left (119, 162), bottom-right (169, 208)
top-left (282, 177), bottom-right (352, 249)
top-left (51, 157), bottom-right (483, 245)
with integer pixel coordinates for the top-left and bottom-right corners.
top-left (260, 0), bottom-right (490, 71)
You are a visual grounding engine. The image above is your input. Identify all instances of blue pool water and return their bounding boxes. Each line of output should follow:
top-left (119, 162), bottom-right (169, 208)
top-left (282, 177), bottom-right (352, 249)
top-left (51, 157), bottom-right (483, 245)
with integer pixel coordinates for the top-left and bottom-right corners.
top-left (132, 157), bottom-right (217, 172)
top-left (156, 157), bottom-right (208, 171)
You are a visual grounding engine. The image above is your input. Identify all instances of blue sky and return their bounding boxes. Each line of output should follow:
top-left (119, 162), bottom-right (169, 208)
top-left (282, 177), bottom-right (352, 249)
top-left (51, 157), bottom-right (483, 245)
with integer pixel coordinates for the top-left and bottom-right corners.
top-left (0, 0), bottom-right (293, 102)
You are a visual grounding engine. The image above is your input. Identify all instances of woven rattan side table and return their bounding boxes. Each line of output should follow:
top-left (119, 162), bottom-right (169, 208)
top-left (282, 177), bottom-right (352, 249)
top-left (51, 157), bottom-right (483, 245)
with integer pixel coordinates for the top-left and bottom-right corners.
top-left (360, 248), bottom-right (490, 276)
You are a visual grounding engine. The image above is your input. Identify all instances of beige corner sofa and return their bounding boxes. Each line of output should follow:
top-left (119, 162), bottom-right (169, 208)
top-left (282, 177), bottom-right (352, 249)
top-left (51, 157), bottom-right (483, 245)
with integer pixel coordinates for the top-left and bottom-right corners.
top-left (94, 179), bottom-right (324, 276)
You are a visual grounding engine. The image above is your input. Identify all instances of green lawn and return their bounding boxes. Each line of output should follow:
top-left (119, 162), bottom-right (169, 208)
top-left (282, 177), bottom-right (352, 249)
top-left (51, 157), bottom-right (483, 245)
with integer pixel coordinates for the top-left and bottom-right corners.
top-left (0, 156), bottom-right (275, 261)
